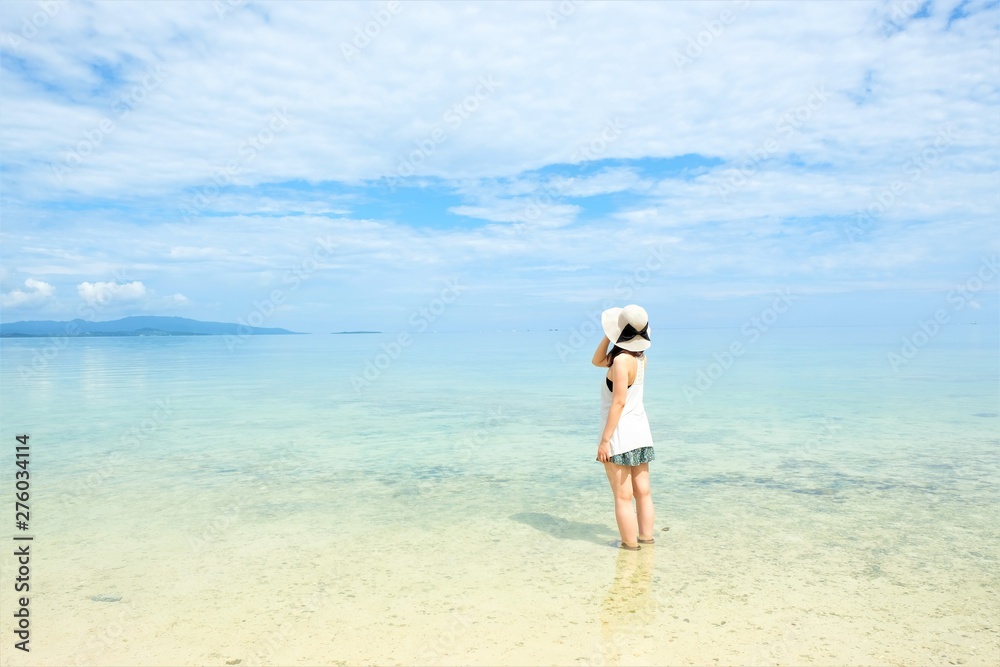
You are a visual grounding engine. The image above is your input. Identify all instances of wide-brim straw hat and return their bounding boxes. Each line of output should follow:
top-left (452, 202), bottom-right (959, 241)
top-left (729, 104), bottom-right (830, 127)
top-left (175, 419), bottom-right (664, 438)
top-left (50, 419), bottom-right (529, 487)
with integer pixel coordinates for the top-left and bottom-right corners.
top-left (601, 304), bottom-right (651, 352)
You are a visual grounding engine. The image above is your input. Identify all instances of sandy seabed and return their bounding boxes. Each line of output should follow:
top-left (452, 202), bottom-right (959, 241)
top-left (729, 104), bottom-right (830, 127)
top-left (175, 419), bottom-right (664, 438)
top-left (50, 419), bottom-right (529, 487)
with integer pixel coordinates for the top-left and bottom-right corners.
top-left (1, 473), bottom-right (996, 667)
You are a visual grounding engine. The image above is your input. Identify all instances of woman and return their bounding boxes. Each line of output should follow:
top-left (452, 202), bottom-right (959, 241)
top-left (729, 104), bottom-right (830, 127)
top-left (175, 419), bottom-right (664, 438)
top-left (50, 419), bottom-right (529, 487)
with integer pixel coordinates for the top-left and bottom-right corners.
top-left (592, 304), bottom-right (655, 551)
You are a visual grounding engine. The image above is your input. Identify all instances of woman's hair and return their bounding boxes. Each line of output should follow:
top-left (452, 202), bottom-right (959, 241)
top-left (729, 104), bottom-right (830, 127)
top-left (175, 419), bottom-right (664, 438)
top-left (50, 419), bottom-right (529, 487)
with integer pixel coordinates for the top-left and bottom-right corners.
top-left (607, 344), bottom-right (643, 367)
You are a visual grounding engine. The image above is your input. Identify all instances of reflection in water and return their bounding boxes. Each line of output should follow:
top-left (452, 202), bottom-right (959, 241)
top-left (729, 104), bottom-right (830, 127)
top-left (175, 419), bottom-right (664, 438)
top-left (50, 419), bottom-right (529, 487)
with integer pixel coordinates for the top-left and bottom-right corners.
top-left (595, 545), bottom-right (657, 665)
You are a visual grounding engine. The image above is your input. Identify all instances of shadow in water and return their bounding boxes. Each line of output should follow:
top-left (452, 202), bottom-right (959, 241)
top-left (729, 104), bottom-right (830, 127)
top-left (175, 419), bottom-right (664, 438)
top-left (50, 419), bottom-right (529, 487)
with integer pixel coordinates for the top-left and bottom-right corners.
top-left (511, 512), bottom-right (616, 546)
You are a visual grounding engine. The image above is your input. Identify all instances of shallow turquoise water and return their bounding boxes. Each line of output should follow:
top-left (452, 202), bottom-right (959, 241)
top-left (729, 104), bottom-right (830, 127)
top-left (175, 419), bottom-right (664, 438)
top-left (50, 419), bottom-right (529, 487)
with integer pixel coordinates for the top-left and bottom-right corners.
top-left (0, 325), bottom-right (997, 665)
top-left (3, 326), bottom-right (994, 513)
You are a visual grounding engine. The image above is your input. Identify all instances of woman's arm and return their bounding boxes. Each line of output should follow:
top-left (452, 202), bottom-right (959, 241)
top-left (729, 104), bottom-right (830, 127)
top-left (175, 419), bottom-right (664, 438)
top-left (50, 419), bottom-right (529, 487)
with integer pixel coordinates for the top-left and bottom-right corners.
top-left (591, 334), bottom-right (611, 367)
top-left (596, 356), bottom-right (629, 461)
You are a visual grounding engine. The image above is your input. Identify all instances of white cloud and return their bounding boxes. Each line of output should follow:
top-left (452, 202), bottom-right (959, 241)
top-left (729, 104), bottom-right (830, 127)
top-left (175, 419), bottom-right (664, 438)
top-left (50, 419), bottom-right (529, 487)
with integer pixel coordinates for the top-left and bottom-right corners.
top-left (158, 293), bottom-right (190, 310)
top-left (0, 278), bottom-right (55, 308)
top-left (76, 281), bottom-right (147, 306)
top-left (550, 169), bottom-right (650, 197)
top-left (0, 0), bottom-right (991, 198)
top-left (449, 202), bottom-right (581, 227)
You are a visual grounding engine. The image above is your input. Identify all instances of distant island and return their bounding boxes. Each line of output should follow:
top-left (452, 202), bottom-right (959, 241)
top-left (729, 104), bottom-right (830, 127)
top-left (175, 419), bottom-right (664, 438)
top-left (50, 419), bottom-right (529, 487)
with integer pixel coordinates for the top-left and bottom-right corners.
top-left (332, 330), bottom-right (381, 334)
top-left (0, 316), bottom-right (303, 337)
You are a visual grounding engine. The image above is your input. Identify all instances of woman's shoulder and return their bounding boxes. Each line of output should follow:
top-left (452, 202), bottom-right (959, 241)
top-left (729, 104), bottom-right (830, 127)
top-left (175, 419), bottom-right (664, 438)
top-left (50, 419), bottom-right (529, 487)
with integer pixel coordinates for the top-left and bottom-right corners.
top-left (611, 352), bottom-right (640, 371)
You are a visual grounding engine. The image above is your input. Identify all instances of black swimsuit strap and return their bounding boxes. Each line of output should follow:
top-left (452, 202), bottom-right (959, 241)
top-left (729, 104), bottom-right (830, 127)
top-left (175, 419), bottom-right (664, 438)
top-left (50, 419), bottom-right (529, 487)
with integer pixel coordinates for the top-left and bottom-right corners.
top-left (605, 376), bottom-right (634, 391)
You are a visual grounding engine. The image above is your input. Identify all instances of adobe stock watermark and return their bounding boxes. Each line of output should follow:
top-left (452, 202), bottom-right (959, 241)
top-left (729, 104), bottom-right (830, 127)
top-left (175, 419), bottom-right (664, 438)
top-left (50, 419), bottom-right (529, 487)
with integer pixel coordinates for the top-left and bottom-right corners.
top-left (673, 0), bottom-right (752, 71)
top-left (880, 0), bottom-right (925, 34)
top-left (340, 1), bottom-right (402, 61)
top-left (65, 599), bottom-right (140, 667)
top-left (188, 442), bottom-right (306, 550)
top-left (51, 63), bottom-right (168, 185)
top-left (556, 243), bottom-right (669, 361)
top-left (887, 255), bottom-right (997, 372)
top-left (451, 406), bottom-right (507, 465)
top-left (581, 628), bottom-right (631, 666)
top-left (180, 107), bottom-right (293, 222)
top-left (510, 117), bottom-right (624, 234)
top-left (61, 398), bottom-right (174, 509)
top-left (570, 117), bottom-right (626, 165)
top-left (800, 415), bottom-right (842, 458)
top-left (384, 76), bottom-right (501, 190)
top-left (747, 621), bottom-right (800, 667)
top-left (412, 598), bottom-right (476, 665)
top-left (844, 124), bottom-right (956, 242)
top-left (716, 84), bottom-right (829, 200)
top-left (587, 581), bottom-right (660, 666)
top-left (241, 589), bottom-right (333, 666)
top-left (213, 0), bottom-right (247, 20)
top-left (545, 0), bottom-right (589, 29)
top-left (683, 289), bottom-right (796, 402)
top-left (1, 0), bottom-right (67, 51)
top-left (225, 236), bottom-right (336, 351)
top-left (351, 279), bottom-right (465, 392)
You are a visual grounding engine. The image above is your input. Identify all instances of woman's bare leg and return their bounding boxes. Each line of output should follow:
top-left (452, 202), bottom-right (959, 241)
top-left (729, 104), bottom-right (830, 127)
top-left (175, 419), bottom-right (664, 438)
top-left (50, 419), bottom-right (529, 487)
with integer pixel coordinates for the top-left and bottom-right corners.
top-left (603, 462), bottom-right (638, 546)
top-left (631, 463), bottom-right (655, 540)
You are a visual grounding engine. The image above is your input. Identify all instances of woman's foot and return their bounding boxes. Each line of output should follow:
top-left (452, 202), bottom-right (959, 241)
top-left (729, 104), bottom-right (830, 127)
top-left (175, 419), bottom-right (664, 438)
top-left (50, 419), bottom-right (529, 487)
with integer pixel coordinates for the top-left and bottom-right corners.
top-left (637, 535), bottom-right (654, 544)
top-left (619, 540), bottom-right (641, 551)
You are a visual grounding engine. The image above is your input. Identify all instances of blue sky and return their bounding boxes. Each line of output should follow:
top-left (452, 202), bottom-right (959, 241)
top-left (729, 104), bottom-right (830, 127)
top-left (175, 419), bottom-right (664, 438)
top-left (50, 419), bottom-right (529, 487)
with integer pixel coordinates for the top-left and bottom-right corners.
top-left (0, 0), bottom-right (997, 333)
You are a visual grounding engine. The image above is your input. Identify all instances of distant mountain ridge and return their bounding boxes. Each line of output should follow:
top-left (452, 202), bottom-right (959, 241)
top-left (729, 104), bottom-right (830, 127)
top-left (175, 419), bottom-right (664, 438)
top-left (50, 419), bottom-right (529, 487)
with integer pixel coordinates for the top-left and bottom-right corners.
top-left (0, 316), bottom-right (302, 337)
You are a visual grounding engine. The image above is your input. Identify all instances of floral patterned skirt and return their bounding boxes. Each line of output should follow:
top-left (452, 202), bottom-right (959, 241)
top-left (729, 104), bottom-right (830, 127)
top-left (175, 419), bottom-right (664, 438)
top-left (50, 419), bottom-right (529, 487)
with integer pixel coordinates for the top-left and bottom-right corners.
top-left (605, 446), bottom-right (654, 467)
